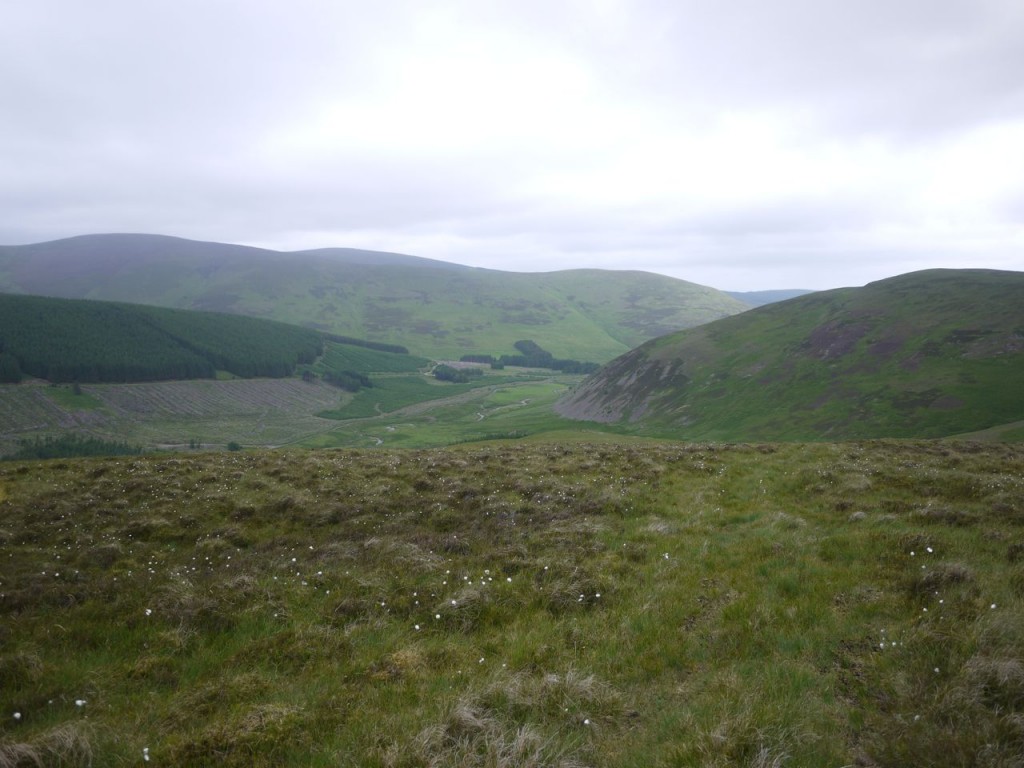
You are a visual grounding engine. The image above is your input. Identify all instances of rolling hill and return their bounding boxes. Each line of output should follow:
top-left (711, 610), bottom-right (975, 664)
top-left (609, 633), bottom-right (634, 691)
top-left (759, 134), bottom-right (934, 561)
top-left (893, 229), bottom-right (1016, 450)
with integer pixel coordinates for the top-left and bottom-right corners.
top-left (0, 233), bottom-right (749, 362)
top-left (555, 269), bottom-right (1024, 440)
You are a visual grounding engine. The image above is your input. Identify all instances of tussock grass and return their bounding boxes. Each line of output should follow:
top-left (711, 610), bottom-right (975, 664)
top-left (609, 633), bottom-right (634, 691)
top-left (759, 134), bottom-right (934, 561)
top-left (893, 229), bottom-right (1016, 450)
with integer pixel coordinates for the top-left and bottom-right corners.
top-left (0, 723), bottom-right (92, 768)
top-left (0, 441), bottom-right (1022, 765)
top-left (389, 669), bottom-right (623, 768)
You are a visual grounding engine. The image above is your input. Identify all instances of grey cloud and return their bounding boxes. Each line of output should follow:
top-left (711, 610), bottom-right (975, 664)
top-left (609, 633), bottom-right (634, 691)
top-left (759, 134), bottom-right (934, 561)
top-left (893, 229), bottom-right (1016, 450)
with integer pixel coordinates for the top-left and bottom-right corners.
top-left (1, 0), bottom-right (1022, 291)
top-left (585, 0), bottom-right (1024, 139)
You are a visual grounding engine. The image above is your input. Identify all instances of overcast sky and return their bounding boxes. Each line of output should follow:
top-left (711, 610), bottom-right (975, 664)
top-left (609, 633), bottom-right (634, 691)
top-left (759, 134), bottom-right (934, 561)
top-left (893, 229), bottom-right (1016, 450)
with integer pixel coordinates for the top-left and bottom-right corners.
top-left (2, 1), bottom-right (1022, 290)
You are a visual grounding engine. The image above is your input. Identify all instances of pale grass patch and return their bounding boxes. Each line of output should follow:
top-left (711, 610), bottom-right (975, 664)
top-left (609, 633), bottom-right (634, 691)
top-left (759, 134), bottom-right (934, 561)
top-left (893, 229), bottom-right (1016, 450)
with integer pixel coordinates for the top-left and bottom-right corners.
top-left (406, 711), bottom-right (574, 768)
top-left (964, 657), bottom-right (1024, 708)
top-left (385, 669), bottom-right (622, 768)
top-left (768, 512), bottom-right (805, 530)
top-left (643, 517), bottom-right (676, 535)
top-left (236, 703), bottom-right (302, 734)
top-left (0, 723), bottom-right (92, 768)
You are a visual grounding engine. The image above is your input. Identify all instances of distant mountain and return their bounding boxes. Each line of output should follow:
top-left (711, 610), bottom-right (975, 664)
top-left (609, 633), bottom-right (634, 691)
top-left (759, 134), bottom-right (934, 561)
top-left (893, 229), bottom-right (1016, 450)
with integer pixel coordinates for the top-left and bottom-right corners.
top-left (555, 269), bottom-right (1024, 440)
top-left (726, 289), bottom-right (813, 307)
top-left (0, 234), bottom-right (748, 362)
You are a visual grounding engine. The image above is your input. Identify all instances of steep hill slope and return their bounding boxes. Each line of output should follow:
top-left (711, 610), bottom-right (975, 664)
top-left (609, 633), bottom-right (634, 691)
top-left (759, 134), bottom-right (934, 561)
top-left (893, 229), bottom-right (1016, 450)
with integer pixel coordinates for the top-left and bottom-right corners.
top-left (0, 234), bottom-right (748, 361)
top-left (556, 269), bottom-right (1024, 440)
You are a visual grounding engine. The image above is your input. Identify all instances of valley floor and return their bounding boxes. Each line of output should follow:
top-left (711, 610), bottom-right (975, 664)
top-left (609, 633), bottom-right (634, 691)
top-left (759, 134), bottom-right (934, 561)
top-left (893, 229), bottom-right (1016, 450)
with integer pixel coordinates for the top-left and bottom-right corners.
top-left (0, 372), bottom-right (587, 456)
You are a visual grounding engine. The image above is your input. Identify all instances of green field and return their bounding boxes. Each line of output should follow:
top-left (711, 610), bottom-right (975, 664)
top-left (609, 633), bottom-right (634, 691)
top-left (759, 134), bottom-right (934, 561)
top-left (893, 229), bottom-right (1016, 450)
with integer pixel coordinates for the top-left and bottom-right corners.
top-left (317, 371), bottom-right (548, 421)
top-left (2, 440), bottom-right (1022, 765)
top-left (42, 385), bottom-right (103, 411)
top-left (303, 375), bottom-right (589, 449)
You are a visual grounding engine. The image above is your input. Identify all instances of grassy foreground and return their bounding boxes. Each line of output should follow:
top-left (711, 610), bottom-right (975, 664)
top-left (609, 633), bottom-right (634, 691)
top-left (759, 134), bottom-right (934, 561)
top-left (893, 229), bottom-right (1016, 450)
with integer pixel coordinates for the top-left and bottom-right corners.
top-left (1, 440), bottom-right (1023, 766)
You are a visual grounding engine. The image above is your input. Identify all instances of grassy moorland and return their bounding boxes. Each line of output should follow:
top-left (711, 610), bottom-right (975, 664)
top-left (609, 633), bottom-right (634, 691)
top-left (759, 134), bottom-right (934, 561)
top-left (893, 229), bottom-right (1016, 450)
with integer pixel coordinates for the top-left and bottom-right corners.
top-left (2, 440), bottom-right (1023, 766)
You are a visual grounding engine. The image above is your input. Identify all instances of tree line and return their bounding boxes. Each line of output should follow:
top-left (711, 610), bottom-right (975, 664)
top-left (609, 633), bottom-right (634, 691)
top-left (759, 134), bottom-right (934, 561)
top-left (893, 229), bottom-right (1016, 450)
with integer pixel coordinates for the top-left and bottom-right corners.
top-left (460, 340), bottom-right (600, 374)
top-left (3, 433), bottom-right (143, 460)
top-left (321, 369), bottom-right (374, 392)
top-left (433, 364), bottom-right (484, 383)
top-left (321, 333), bottom-right (409, 355)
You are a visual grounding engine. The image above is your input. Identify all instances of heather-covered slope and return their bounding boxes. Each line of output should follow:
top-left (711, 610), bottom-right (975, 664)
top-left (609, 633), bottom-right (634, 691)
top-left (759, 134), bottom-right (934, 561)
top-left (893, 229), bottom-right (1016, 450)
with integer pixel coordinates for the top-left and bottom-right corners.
top-left (556, 269), bottom-right (1024, 440)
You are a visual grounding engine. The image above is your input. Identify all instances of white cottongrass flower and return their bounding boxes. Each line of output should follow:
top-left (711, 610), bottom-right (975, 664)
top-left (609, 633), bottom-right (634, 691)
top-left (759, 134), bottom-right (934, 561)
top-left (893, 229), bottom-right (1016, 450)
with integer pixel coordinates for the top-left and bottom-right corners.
top-left (13, 712), bottom-right (21, 720)
top-left (145, 608), bottom-right (152, 616)
top-left (75, 699), bottom-right (86, 707)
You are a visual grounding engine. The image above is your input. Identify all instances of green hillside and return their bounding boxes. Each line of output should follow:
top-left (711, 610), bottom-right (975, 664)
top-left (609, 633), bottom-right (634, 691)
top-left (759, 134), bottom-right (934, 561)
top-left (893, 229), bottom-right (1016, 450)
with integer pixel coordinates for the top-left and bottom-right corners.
top-left (0, 234), bottom-right (749, 361)
top-left (2, 440), bottom-right (1022, 765)
top-left (556, 269), bottom-right (1024, 440)
top-left (0, 293), bottom-right (323, 383)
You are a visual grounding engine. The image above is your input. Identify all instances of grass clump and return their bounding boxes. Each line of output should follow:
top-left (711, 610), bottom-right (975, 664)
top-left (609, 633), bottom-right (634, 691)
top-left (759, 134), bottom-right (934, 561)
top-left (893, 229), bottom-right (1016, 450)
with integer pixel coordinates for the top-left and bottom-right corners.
top-left (387, 668), bottom-right (624, 768)
top-left (0, 723), bottom-right (93, 768)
